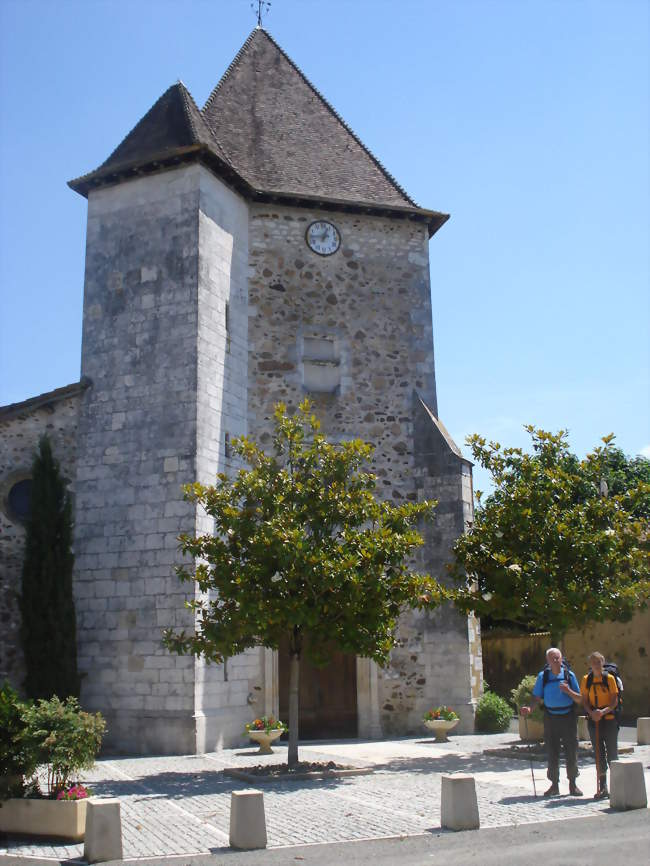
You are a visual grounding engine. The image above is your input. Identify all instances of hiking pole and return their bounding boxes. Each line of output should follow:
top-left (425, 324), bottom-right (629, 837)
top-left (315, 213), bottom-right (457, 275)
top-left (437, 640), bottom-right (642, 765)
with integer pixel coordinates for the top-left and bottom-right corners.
top-left (524, 716), bottom-right (537, 797)
top-left (594, 717), bottom-right (601, 797)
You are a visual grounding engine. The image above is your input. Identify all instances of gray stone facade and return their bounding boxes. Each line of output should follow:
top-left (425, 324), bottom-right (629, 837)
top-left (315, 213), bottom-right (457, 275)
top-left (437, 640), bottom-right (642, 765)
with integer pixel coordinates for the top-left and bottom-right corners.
top-left (0, 386), bottom-right (84, 689)
top-left (246, 204), bottom-right (481, 733)
top-left (0, 166), bottom-right (482, 752)
top-left (0, 29), bottom-right (483, 753)
top-left (70, 164), bottom-right (256, 753)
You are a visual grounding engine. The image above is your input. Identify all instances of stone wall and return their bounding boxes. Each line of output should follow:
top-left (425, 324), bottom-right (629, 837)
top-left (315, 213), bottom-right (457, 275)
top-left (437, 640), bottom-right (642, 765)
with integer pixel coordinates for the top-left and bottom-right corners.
top-left (193, 168), bottom-right (261, 751)
top-left (0, 387), bottom-right (83, 691)
top-left (246, 203), bottom-right (478, 735)
top-left (74, 166), bottom-right (205, 754)
top-left (1, 174), bottom-right (478, 752)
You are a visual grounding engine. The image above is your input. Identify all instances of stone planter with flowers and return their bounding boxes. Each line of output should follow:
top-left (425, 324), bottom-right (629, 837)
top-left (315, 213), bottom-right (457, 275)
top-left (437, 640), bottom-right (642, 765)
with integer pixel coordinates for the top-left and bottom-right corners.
top-left (423, 706), bottom-right (460, 742)
top-left (245, 716), bottom-right (288, 754)
top-left (0, 685), bottom-right (105, 842)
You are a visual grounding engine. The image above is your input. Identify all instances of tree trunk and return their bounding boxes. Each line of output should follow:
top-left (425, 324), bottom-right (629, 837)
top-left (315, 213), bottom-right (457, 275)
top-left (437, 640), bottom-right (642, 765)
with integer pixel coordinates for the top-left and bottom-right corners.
top-left (288, 650), bottom-right (300, 768)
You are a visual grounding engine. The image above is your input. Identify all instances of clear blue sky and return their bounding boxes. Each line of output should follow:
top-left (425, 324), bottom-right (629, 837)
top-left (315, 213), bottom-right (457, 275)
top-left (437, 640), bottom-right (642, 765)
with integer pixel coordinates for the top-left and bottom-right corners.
top-left (1, 0), bottom-right (648, 494)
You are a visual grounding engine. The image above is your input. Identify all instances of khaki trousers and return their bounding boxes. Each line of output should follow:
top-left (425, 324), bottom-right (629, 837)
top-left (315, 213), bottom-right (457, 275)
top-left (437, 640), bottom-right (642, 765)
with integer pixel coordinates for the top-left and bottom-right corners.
top-left (544, 710), bottom-right (579, 783)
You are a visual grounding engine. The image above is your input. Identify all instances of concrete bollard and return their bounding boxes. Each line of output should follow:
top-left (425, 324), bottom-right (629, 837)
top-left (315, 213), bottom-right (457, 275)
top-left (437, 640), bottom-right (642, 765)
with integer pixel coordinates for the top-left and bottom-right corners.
top-left (229, 789), bottom-right (267, 849)
top-left (637, 717), bottom-right (650, 745)
top-left (441, 774), bottom-right (480, 831)
top-left (577, 715), bottom-right (589, 741)
top-left (84, 799), bottom-right (123, 863)
top-left (609, 761), bottom-right (648, 811)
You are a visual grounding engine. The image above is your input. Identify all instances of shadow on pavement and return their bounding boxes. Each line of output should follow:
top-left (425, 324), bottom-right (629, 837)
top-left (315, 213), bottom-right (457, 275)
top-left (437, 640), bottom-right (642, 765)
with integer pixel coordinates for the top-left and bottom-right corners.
top-left (89, 766), bottom-right (358, 799)
top-left (369, 751), bottom-right (539, 775)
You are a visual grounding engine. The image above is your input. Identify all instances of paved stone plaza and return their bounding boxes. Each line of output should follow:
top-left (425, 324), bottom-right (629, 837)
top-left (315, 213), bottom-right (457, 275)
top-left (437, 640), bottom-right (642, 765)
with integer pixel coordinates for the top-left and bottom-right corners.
top-left (2, 730), bottom-right (648, 861)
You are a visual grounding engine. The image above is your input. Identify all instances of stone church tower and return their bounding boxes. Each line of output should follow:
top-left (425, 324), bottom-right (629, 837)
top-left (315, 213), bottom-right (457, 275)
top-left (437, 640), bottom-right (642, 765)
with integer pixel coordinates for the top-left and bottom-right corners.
top-left (0, 28), bottom-right (482, 754)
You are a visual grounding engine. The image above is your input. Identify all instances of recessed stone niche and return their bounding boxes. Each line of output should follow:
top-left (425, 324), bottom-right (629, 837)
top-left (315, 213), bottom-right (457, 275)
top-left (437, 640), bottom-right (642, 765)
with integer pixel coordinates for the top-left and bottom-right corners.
top-left (302, 336), bottom-right (340, 393)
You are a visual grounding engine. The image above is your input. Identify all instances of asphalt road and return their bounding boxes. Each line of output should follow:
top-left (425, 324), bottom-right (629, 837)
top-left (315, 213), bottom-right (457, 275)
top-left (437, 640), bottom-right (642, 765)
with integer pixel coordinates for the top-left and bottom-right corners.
top-left (2, 809), bottom-right (648, 866)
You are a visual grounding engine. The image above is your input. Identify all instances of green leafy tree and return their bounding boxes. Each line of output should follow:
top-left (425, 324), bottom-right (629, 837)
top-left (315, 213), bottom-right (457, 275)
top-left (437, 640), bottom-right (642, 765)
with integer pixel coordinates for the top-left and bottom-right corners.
top-left (450, 428), bottom-right (649, 644)
top-left (20, 435), bottom-right (80, 700)
top-left (164, 401), bottom-right (447, 766)
top-left (599, 447), bottom-right (650, 519)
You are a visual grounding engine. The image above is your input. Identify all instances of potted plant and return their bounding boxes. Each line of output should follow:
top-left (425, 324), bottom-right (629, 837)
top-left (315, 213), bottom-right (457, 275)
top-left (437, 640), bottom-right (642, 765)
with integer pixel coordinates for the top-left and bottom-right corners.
top-left (0, 694), bottom-right (105, 842)
top-left (423, 706), bottom-right (460, 742)
top-left (511, 675), bottom-right (544, 741)
top-left (245, 716), bottom-right (287, 754)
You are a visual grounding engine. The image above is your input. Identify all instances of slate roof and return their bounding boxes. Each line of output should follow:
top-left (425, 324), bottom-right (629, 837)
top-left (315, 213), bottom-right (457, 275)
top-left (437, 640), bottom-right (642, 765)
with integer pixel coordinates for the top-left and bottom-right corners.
top-left (203, 28), bottom-right (416, 209)
top-left (69, 29), bottom-right (448, 234)
top-left (68, 82), bottom-right (244, 197)
top-left (99, 81), bottom-right (223, 170)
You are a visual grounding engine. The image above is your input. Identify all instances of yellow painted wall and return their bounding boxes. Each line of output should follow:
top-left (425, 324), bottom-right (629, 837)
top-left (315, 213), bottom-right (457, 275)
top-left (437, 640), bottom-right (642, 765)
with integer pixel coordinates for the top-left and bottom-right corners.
top-left (482, 608), bottom-right (650, 720)
top-left (563, 607), bottom-right (650, 720)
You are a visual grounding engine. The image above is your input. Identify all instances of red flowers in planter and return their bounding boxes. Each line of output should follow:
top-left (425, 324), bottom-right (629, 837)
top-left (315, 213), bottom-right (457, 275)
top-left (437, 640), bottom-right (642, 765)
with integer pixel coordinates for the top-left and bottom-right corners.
top-left (56, 784), bottom-right (91, 801)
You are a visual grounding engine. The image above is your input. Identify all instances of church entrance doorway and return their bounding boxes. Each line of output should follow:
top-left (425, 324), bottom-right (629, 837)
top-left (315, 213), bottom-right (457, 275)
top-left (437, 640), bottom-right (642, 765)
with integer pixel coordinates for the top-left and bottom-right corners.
top-left (278, 637), bottom-right (357, 739)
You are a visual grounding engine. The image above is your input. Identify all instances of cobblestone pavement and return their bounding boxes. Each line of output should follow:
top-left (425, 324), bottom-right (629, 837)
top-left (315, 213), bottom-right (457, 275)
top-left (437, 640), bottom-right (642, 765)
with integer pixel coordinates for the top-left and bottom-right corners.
top-left (2, 730), bottom-right (648, 860)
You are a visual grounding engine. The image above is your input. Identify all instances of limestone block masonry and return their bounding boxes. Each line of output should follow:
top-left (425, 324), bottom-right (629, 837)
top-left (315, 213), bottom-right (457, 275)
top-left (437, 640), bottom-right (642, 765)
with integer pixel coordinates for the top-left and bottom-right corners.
top-left (74, 165), bottom-right (250, 754)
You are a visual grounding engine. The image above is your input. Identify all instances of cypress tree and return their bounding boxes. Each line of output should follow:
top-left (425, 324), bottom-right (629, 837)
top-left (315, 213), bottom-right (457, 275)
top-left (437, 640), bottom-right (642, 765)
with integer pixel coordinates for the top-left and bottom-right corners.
top-left (20, 435), bottom-right (80, 699)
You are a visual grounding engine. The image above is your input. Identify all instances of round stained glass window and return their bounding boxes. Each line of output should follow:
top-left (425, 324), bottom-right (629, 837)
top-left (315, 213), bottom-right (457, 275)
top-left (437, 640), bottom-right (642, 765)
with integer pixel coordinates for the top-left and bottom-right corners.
top-left (7, 478), bottom-right (33, 523)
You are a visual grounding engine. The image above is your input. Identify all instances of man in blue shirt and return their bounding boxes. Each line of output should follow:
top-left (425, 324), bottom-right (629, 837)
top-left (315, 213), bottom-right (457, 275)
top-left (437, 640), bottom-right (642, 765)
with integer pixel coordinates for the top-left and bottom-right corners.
top-left (521, 647), bottom-right (583, 797)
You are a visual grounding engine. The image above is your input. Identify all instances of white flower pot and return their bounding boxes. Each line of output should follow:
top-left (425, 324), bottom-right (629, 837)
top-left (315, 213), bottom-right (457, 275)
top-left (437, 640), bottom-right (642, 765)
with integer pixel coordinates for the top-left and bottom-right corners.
top-left (0, 796), bottom-right (89, 842)
top-left (424, 718), bottom-right (459, 742)
top-left (248, 729), bottom-right (284, 754)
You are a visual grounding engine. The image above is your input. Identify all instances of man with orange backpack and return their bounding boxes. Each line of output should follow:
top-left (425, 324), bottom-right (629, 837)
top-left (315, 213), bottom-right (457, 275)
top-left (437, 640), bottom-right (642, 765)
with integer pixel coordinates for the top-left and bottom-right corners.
top-left (580, 651), bottom-right (620, 800)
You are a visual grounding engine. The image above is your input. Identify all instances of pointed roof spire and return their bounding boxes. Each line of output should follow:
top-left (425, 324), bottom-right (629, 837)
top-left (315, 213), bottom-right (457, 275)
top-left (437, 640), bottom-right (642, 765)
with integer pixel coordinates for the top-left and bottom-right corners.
top-left (69, 31), bottom-right (447, 234)
top-left (69, 81), bottom-right (236, 195)
top-left (103, 81), bottom-right (217, 167)
top-left (203, 29), bottom-right (416, 210)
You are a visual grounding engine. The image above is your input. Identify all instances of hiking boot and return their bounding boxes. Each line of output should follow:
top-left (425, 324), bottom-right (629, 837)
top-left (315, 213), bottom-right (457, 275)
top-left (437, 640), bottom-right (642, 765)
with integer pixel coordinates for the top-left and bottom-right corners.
top-left (544, 783), bottom-right (560, 797)
top-left (594, 787), bottom-right (609, 800)
top-left (569, 782), bottom-right (583, 796)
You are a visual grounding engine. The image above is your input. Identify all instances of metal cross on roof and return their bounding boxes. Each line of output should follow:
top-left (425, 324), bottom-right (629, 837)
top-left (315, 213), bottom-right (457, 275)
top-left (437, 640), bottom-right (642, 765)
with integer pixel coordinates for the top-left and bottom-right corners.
top-left (252, 0), bottom-right (271, 27)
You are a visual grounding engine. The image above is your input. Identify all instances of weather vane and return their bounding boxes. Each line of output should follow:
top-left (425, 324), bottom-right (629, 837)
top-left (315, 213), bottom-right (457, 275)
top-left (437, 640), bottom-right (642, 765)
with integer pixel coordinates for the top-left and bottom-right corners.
top-left (251, 0), bottom-right (271, 27)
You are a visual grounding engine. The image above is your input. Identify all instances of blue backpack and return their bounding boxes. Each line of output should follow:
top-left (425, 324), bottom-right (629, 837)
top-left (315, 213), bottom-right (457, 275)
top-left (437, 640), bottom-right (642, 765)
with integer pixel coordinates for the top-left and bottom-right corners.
top-left (542, 657), bottom-right (571, 687)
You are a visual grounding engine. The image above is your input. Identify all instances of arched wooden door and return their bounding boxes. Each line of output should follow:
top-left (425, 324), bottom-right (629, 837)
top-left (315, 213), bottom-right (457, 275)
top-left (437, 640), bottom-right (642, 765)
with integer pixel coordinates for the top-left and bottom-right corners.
top-left (278, 636), bottom-right (358, 739)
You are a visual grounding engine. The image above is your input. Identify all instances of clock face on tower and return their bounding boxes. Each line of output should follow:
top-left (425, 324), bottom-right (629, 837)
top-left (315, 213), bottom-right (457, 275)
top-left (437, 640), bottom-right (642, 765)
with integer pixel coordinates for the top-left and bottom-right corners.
top-left (306, 220), bottom-right (341, 256)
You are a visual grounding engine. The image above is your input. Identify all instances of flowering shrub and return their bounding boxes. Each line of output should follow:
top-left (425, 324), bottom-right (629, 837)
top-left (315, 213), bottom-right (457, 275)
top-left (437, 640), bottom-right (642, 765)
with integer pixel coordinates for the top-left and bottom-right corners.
top-left (56, 784), bottom-right (91, 801)
top-left (423, 706), bottom-right (459, 722)
top-left (245, 716), bottom-right (287, 735)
